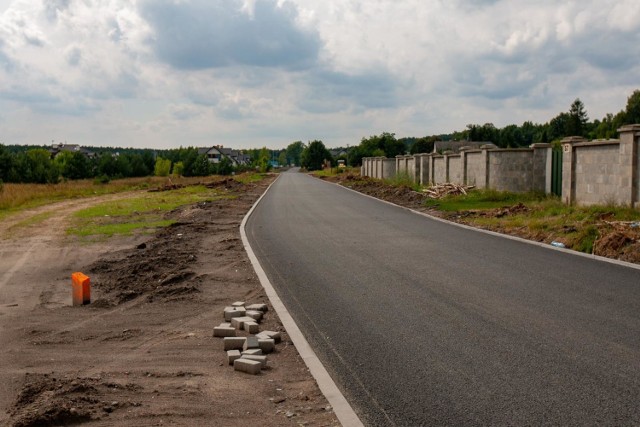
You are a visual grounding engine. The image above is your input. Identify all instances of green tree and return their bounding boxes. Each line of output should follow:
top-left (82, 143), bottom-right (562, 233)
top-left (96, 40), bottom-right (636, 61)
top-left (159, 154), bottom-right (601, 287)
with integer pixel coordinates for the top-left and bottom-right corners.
top-left (172, 161), bottom-right (184, 176)
top-left (191, 155), bottom-right (210, 176)
top-left (301, 140), bottom-right (332, 171)
top-left (566, 98), bottom-right (588, 136)
top-left (56, 151), bottom-right (90, 180)
top-left (215, 156), bottom-right (234, 175)
top-left (0, 144), bottom-right (15, 182)
top-left (256, 147), bottom-right (272, 173)
top-left (623, 90), bottom-right (640, 125)
top-left (409, 136), bottom-right (436, 154)
top-left (25, 149), bottom-right (59, 184)
top-left (285, 141), bottom-right (304, 166)
top-left (154, 157), bottom-right (172, 177)
top-left (278, 151), bottom-right (287, 167)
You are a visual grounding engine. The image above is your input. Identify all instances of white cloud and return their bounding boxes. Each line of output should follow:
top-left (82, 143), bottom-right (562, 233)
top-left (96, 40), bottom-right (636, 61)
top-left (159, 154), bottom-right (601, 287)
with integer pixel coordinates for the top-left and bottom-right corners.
top-left (0, 0), bottom-right (639, 149)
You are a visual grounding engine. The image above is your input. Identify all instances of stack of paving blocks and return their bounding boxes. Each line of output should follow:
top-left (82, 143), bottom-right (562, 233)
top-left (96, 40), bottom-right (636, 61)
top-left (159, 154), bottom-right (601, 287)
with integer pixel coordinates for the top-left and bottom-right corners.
top-left (213, 301), bottom-right (282, 375)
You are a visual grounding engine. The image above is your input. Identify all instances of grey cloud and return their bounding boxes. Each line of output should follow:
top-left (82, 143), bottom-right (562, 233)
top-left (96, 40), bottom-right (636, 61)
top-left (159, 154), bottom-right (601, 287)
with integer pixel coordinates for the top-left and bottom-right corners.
top-left (43, 0), bottom-right (70, 22)
top-left (300, 69), bottom-right (398, 113)
top-left (139, 0), bottom-right (320, 70)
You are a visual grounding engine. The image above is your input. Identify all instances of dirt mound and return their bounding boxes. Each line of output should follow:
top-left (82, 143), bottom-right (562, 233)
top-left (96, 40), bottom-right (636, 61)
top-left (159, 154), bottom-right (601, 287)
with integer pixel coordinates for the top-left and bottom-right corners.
top-left (88, 184), bottom-right (253, 305)
top-left (8, 374), bottom-right (141, 427)
top-left (593, 229), bottom-right (640, 263)
top-left (344, 179), bottom-right (426, 208)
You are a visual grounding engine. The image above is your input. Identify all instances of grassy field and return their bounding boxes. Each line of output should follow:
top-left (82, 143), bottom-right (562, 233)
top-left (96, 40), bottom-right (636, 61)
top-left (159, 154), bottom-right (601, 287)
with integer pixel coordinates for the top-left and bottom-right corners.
top-left (0, 173), bottom-right (266, 221)
top-left (68, 185), bottom-right (236, 239)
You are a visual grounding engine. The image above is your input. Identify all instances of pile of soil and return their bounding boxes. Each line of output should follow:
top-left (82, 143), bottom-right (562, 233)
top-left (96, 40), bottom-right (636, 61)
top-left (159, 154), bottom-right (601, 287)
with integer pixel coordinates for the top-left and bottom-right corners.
top-left (322, 175), bottom-right (427, 209)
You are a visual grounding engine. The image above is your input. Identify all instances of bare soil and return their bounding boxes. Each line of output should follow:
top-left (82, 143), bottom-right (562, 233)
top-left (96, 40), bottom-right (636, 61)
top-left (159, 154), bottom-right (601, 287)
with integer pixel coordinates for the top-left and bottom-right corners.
top-left (319, 173), bottom-right (640, 264)
top-left (0, 176), bottom-right (339, 426)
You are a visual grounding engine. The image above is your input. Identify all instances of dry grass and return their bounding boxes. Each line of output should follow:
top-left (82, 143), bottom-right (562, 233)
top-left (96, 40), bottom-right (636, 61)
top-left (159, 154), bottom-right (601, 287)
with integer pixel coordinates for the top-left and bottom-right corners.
top-left (0, 175), bottom-right (235, 220)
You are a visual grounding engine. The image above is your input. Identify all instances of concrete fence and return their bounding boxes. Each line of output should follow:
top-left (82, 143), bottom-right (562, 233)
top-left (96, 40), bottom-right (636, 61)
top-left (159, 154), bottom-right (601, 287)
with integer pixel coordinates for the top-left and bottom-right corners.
top-left (362, 143), bottom-right (553, 194)
top-left (561, 125), bottom-right (640, 207)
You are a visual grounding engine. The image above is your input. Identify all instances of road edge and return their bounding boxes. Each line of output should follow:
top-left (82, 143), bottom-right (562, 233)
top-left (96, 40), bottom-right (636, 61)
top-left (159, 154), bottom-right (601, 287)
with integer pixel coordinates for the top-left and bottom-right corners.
top-left (240, 174), bottom-right (365, 427)
top-left (330, 178), bottom-right (640, 272)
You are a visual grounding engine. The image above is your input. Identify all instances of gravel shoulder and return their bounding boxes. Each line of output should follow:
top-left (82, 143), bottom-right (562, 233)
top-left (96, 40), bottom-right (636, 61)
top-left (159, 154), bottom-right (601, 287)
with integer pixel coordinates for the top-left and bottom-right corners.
top-left (0, 176), bottom-right (339, 426)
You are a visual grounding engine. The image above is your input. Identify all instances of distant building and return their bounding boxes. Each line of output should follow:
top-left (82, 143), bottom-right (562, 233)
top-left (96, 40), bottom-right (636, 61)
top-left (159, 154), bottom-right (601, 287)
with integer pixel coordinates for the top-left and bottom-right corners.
top-left (197, 146), bottom-right (251, 166)
top-left (48, 143), bottom-right (96, 159)
top-left (218, 147), bottom-right (251, 166)
top-left (197, 146), bottom-right (224, 163)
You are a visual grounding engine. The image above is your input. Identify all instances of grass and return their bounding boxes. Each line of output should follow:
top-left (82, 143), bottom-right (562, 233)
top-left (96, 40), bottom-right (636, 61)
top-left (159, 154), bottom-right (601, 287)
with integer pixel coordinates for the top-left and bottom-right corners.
top-left (68, 185), bottom-right (233, 239)
top-left (0, 173), bottom-right (270, 221)
top-left (385, 172), bottom-right (422, 192)
top-left (425, 188), bottom-right (640, 254)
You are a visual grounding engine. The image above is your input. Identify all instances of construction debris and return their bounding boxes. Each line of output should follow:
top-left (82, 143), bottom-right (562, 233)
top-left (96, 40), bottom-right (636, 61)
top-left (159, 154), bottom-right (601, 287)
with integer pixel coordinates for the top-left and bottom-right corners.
top-left (423, 183), bottom-right (475, 199)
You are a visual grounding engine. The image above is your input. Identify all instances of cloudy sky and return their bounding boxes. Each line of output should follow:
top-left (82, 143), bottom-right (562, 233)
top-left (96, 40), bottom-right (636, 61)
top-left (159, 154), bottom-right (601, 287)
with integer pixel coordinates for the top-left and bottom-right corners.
top-left (1, 0), bottom-right (639, 149)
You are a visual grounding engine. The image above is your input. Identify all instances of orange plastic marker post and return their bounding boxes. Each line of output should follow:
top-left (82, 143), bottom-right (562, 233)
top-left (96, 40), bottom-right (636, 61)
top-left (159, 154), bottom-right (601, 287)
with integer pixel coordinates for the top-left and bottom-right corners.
top-left (71, 272), bottom-right (91, 306)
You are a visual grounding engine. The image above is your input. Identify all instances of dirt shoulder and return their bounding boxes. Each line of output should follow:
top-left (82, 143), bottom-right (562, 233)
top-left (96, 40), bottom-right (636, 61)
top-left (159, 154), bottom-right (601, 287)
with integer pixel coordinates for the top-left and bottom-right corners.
top-left (318, 173), bottom-right (640, 265)
top-left (0, 176), bottom-right (339, 426)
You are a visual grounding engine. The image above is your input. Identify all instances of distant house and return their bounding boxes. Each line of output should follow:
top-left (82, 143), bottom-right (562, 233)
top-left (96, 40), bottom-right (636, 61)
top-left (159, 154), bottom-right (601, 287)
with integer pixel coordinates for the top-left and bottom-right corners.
top-left (330, 148), bottom-right (349, 158)
top-left (219, 147), bottom-right (251, 166)
top-left (431, 141), bottom-right (494, 154)
top-left (48, 143), bottom-right (96, 159)
top-left (197, 146), bottom-right (224, 163)
top-left (198, 146), bottom-right (251, 166)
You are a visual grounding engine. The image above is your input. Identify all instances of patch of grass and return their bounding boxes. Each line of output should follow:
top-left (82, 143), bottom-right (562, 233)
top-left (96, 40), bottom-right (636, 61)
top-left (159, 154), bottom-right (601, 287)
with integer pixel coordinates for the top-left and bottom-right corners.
top-left (425, 189), bottom-right (548, 211)
top-left (68, 186), bottom-right (229, 238)
top-left (233, 173), bottom-right (268, 184)
top-left (385, 172), bottom-right (422, 192)
top-left (426, 188), bottom-right (640, 256)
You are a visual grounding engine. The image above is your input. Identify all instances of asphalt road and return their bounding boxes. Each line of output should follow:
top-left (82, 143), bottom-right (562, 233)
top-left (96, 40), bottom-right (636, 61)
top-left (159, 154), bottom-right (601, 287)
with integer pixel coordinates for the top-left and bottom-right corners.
top-left (245, 169), bottom-right (640, 426)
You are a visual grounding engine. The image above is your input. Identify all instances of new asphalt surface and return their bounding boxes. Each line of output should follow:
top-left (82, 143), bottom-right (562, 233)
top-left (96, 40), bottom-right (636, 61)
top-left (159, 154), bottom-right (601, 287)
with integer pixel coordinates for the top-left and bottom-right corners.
top-left (245, 169), bottom-right (640, 426)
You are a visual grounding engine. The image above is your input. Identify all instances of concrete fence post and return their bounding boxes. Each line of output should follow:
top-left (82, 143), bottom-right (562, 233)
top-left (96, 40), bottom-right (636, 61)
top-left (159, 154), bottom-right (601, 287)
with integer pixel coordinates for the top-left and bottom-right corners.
top-left (531, 143), bottom-right (552, 193)
top-left (561, 136), bottom-right (587, 204)
top-left (618, 125), bottom-right (640, 208)
top-left (479, 145), bottom-right (493, 189)
top-left (459, 147), bottom-right (469, 185)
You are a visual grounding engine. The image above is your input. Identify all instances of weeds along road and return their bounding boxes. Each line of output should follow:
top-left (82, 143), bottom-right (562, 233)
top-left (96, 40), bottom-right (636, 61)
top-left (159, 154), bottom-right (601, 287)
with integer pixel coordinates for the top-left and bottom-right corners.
top-left (245, 169), bottom-right (640, 427)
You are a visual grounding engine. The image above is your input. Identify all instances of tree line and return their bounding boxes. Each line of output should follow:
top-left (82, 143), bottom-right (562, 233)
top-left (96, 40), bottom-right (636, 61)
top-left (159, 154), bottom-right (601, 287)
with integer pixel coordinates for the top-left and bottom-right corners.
top-left (0, 145), bottom-right (279, 184)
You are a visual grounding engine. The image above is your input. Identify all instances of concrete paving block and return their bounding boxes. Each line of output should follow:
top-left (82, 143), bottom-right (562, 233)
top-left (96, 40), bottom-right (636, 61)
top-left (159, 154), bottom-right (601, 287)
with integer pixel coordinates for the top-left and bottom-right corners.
top-left (234, 358), bottom-right (261, 375)
top-left (255, 332), bottom-right (270, 340)
top-left (246, 303), bottom-right (268, 312)
top-left (219, 322), bottom-right (231, 328)
top-left (246, 310), bottom-right (263, 322)
top-left (213, 326), bottom-right (236, 338)
top-left (231, 301), bottom-right (246, 307)
top-left (260, 330), bottom-right (282, 344)
top-left (243, 336), bottom-right (260, 351)
top-left (223, 337), bottom-right (246, 351)
top-left (227, 350), bottom-right (241, 365)
top-left (231, 316), bottom-right (255, 330)
top-left (244, 321), bottom-right (259, 334)
top-left (240, 354), bottom-right (267, 368)
top-left (258, 338), bottom-right (275, 354)
top-left (224, 307), bottom-right (246, 321)
top-left (242, 349), bottom-right (263, 356)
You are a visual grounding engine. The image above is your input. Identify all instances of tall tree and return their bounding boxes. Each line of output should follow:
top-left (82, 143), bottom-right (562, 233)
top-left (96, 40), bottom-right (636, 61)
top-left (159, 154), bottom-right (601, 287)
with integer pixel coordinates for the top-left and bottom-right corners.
top-left (301, 140), bottom-right (332, 171)
top-left (566, 98), bottom-right (588, 137)
top-left (623, 90), bottom-right (640, 125)
top-left (285, 141), bottom-right (304, 166)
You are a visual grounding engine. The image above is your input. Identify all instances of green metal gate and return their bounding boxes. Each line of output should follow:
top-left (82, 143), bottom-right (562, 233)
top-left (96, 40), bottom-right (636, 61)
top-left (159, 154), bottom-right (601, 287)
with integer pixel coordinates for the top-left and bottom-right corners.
top-left (551, 149), bottom-right (563, 197)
